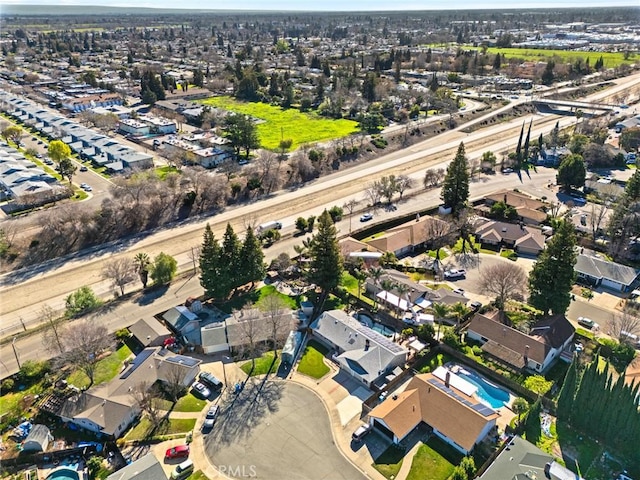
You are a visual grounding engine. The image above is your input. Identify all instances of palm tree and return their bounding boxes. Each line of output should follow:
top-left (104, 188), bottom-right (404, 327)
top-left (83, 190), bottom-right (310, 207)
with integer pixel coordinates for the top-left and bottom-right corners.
top-left (395, 283), bottom-right (410, 319)
top-left (512, 397), bottom-right (529, 427)
top-left (353, 269), bottom-right (368, 300)
top-left (367, 267), bottom-right (384, 308)
top-left (380, 251), bottom-right (398, 268)
top-left (432, 302), bottom-right (450, 341)
top-left (293, 238), bottom-right (313, 273)
top-left (380, 279), bottom-right (396, 313)
top-left (451, 302), bottom-right (470, 327)
top-left (133, 252), bottom-right (151, 288)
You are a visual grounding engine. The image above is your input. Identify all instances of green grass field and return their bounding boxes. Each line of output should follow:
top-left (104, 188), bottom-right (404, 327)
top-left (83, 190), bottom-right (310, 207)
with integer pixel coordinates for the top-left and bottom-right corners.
top-left (297, 340), bottom-right (330, 379)
top-left (405, 440), bottom-right (456, 480)
top-left (472, 47), bottom-right (633, 69)
top-left (200, 96), bottom-right (359, 151)
top-left (66, 344), bottom-right (132, 389)
top-left (173, 392), bottom-right (207, 412)
top-left (241, 350), bottom-right (281, 376)
top-left (125, 417), bottom-right (196, 441)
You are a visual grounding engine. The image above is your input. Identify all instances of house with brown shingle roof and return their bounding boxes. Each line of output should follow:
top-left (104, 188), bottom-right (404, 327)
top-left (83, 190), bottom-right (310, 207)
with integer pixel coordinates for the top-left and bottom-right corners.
top-left (364, 215), bottom-right (451, 257)
top-left (466, 312), bottom-right (575, 372)
top-left (474, 219), bottom-right (546, 255)
top-left (478, 190), bottom-right (548, 225)
top-left (368, 372), bottom-right (499, 454)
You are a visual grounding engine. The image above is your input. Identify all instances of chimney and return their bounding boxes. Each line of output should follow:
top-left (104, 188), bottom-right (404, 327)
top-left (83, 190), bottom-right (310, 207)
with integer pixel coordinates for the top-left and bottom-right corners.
top-left (504, 194), bottom-right (507, 203)
top-left (445, 370), bottom-right (451, 388)
top-left (365, 339), bottom-right (370, 351)
top-left (524, 345), bottom-right (530, 364)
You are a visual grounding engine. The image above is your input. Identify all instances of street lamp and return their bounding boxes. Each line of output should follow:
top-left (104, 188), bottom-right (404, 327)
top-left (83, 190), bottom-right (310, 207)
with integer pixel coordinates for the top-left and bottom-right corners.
top-left (12, 337), bottom-right (21, 369)
top-left (221, 355), bottom-right (229, 386)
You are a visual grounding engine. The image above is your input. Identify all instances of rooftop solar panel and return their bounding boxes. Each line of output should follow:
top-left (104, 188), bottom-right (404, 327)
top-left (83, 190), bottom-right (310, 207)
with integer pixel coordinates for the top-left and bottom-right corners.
top-left (165, 355), bottom-right (199, 367)
top-left (120, 348), bottom-right (155, 379)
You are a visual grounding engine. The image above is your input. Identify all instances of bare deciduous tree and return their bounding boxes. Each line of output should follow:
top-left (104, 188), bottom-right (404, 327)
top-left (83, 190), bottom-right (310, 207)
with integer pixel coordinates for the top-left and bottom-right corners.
top-left (41, 304), bottom-right (65, 356)
top-left (262, 294), bottom-right (292, 356)
top-left (396, 175), bottom-right (414, 200)
top-left (423, 168), bottom-right (445, 189)
top-left (588, 203), bottom-right (609, 242)
top-left (235, 306), bottom-right (266, 370)
top-left (161, 362), bottom-right (188, 402)
top-left (101, 258), bottom-right (136, 296)
top-left (365, 183), bottom-right (382, 208)
top-left (130, 381), bottom-right (163, 427)
top-left (60, 321), bottom-right (113, 388)
top-left (479, 262), bottom-right (528, 309)
top-left (609, 309), bottom-right (640, 342)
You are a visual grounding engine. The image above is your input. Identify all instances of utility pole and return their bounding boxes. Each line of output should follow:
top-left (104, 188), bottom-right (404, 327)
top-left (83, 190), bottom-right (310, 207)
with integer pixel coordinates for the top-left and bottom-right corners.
top-left (12, 337), bottom-right (21, 369)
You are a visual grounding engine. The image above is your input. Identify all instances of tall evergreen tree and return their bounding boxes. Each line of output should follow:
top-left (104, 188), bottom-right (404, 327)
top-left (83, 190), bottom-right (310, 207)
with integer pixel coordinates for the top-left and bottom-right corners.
top-left (219, 223), bottom-right (241, 296)
top-left (441, 142), bottom-right (470, 218)
top-left (528, 219), bottom-right (577, 314)
top-left (556, 355), bottom-right (578, 422)
top-left (307, 210), bottom-right (343, 315)
top-left (199, 224), bottom-right (223, 299)
top-left (239, 228), bottom-right (266, 288)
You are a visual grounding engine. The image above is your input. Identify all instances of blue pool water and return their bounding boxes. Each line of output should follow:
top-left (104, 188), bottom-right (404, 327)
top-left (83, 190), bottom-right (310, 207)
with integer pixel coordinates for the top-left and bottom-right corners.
top-left (46, 467), bottom-right (80, 480)
top-left (356, 313), bottom-right (395, 337)
top-left (451, 365), bottom-right (511, 409)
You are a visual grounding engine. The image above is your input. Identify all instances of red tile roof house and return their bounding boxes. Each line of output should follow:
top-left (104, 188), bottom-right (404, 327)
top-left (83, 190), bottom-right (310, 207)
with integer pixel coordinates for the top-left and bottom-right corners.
top-left (474, 219), bottom-right (546, 256)
top-left (465, 311), bottom-right (575, 373)
top-left (368, 370), bottom-right (499, 454)
top-left (479, 190), bottom-right (548, 226)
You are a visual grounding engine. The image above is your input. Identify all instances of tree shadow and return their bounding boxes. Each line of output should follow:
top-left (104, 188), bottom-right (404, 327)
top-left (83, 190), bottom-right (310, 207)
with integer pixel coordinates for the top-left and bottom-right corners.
top-left (134, 285), bottom-right (170, 306)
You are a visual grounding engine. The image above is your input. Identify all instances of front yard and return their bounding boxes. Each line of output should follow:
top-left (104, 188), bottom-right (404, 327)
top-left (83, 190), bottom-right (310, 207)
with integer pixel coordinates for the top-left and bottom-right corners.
top-left (125, 417), bottom-right (196, 442)
top-left (372, 445), bottom-right (404, 479)
top-left (66, 344), bottom-right (133, 389)
top-left (240, 350), bottom-right (281, 376)
top-left (297, 340), bottom-right (330, 379)
top-left (405, 438), bottom-right (459, 480)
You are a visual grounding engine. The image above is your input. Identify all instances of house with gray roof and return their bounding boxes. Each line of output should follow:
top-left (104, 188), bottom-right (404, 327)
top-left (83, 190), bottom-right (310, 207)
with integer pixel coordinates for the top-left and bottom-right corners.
top-left (576, 252), bottom-right (640, 292)
top-left (311, 310), bottom-right (408, 388)
top-left (106, 453), bottom-right (168, 480)
top-left (129, 317), bottom-right (172, 347)
top-left (479, 435), bottom-right (583, 480)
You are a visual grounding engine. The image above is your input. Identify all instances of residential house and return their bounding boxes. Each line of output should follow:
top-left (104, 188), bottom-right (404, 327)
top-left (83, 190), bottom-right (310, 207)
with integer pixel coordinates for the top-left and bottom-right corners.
top-left (479, 190), bottom-right (548, 225)
top-left (311, 310), bottom-right (408, 388)
top-left (475, 219), bottom-right (546, 255)
top-left (22, 425), bottom-right (53, 452)
top-left (615, 115), bottom-right (640, 133)
top-left (368, 370), bottom-right (499, 454)
top-left (119, 119), bottom-right (150, 136)
top-left (105, 453), bottom-right (168, 480)
top-left (339, 237), bottom-right (382, 267)
top-left (61, 93), bottom-right (123, 113)
top-left (364, 215), bottom-right (450, 257)
top-left (161, 306), bottom-right (201, 339)
top-left (540, 146), bottom-right (571, 167)
top-left (58, 348), bottom-right (201, 438)
top-left (129, 317), bottom-right (172, 347)
top-left (479, 435), bottom-right (583, 480)
top-left (139, 115), bottom-right (177, 134)
top-left (575, 252), bottom-right (640, 292)
top-left (466, 311), bottom-right (575, 372)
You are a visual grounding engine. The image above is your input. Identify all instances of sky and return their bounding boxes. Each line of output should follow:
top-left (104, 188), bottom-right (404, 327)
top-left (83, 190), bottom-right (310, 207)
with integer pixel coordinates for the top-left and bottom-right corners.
top-left (2, 0), bottom-right (639, 11)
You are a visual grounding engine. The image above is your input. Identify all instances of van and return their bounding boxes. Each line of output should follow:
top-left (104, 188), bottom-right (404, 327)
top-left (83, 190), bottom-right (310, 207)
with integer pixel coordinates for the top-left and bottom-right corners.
top-left (257, 221), bottom-right (283, 233)
top-left (199, 371), bottom-right (223, 392)
top-left (171, 459), bottom-right (194, 479)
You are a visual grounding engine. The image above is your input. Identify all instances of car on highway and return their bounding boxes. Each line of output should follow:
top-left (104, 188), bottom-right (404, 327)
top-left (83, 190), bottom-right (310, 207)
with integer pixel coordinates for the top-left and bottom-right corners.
top-left (80, 165), bottom-right (88, 172)
top-left (577, 317), bottom-right (598, 330)
top-left (502, 168), bottom-right (514, 174)
top-left (191, 381), bottom-right (211, 399)
top-left (444, 269), bottom-right (466, 279)
top-left (360, 213), bottom-right (373, 222)
top-left (165, 445), bottom-right (190, 460)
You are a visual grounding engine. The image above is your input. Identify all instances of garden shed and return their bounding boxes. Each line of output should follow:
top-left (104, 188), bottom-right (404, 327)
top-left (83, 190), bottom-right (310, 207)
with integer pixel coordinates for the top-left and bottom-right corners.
top-left (22, 424), bottom-right (53, 452)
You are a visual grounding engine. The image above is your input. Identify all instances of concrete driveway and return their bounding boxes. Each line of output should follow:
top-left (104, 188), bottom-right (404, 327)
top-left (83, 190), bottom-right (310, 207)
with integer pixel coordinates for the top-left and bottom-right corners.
top-left (205, 380), bottom-right (366, 480)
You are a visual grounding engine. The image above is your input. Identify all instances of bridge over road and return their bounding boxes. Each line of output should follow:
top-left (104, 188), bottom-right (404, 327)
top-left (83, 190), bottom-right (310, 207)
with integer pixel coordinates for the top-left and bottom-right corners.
top-left (533, 98), bottom-right (616, 112)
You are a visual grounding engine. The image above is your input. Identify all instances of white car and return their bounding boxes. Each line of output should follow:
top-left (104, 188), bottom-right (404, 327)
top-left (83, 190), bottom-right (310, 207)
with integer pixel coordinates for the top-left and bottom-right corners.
top-left (360, 213), bottom-right (373, 222)
top-left (444, 269), bottom-right (466, 279)
top-left (577, 317), bottom-right (598, 330)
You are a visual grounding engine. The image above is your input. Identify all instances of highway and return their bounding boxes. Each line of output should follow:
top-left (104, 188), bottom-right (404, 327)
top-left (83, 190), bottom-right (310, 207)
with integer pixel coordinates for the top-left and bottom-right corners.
top-left (2, 71), bottom-right (640, 374)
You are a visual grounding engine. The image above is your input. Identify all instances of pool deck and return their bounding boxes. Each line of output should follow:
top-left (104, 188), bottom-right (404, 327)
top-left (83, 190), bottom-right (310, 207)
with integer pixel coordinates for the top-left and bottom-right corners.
top-left (38, 463), bottom-right (85, 480)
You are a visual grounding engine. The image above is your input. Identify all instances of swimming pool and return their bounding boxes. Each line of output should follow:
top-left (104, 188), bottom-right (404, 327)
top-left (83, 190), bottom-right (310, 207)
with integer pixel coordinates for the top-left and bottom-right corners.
top-left (449, 364), bottom-right (511, 409)
top-left (46, 467), bottom-right (80, 480)
top-left (355, 313), bottom-right (396, 337)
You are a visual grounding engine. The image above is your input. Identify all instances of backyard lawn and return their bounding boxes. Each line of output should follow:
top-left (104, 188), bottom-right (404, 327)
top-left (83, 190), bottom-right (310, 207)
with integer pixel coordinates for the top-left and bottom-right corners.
top-left (240, 350), bottom-right (281, 376)
top-left (297, 340), bottom-right (330, 379)
top-left (66, 344), bottom-right (133, 389)
top-left (219, 284), bottom-right (297, 314)
top-left (125, 417), bottom-right (196, 441)
top-left (405, 438), bottom-right (460, 480)
top-left (200, 96), bottom-right (359, 150)
top-left (0, 383), bottom-right (46, 417)
top-left (372, 445), bottom-right (404, 480)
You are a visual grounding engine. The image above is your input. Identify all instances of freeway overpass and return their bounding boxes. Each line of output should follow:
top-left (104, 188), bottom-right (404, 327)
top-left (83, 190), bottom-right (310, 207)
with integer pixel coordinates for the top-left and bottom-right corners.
top-left (533, 97), bottom-right (616, 113)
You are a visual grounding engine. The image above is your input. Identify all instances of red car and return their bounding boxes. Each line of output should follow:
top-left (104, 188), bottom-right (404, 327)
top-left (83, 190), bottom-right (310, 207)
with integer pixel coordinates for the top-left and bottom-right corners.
top-left (165, 445), bottom-right (190, 459)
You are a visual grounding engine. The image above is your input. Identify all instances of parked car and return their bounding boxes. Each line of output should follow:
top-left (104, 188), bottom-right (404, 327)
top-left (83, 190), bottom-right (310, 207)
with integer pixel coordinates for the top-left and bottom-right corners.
top-left (191, 381), bottom-right (211, 399)
top-left (171, 459), bottom-right (194, 479)
top-left (577, 317), bottom-right (598, 330)
top-left (165, 445), bottom-right (190, 459)
top-left (453, 288), bottom-right (465, 295)
top-left (352, 423), bottom-right (372, 442)
top-left (202, 405), bottom-right (219, 431)
top-left (199, 372), bottom-right (223, 392)
top-left (444, 269), bottom-right (466, 279)
top-left (469, 301), bottom-right (482, 310)
top-left (360, 213), bottom-right (373, 222)
top-left (83, 185), bottom-right (92, 192)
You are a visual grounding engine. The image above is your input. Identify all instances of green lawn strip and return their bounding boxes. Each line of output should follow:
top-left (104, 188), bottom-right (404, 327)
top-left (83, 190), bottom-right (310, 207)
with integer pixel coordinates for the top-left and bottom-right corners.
top-left (372, 444), bottom-right (405, 479)
top-left (340, 272), bottom-right (360, 296)
top-left (241, 350), bottom-right (281, 376)
top-left (465, 46), bottom-right (631, 69)
top-left (173, 392), bottom-right (207, 413)
top-left (0, 383), bottom-right (46, 417)
top-left (155, 165), bottom-right (180, 180)
top-left (218, 285), bottom-right (297, 314)
top-left (255, 284), bottom-right (298, 310)
top-left (297, 340), bottom-right (330, 379)
top-left (200, 96), bottom-right (358, 150)
top-left (125, 417), bottom-right (196, 441)
top-left (66, 344), bottom-right (132, 389)
top-left (187, 471), bottom-right (209, 480)
top-left (405, 438), bottom-right (456, 480)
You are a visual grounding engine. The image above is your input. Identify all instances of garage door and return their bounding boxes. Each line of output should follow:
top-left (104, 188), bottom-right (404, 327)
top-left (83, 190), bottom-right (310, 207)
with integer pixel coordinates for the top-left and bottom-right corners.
top-left (601, 278), bottom-right (623, 291)
top-left (373, 419), bottom-right (395, 441)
